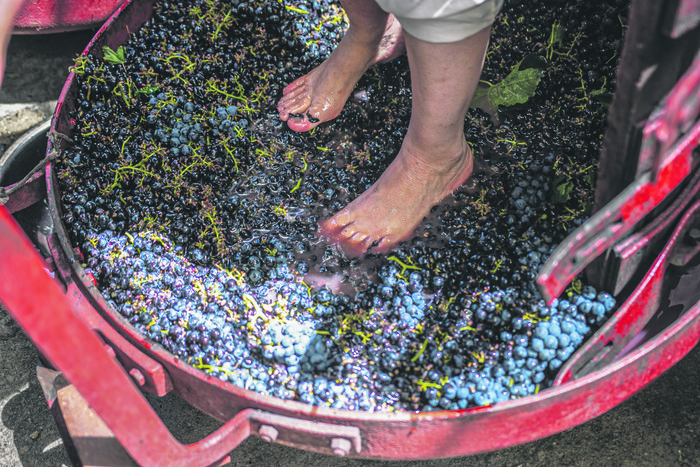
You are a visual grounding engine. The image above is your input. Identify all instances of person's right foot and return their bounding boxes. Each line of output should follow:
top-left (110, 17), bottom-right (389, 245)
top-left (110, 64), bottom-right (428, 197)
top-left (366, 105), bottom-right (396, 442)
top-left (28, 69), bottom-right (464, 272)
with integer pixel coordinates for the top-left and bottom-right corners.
top-left (277, 15), bottom-right (405, 132)
top-left (319, 137), bottom-right (474, 257)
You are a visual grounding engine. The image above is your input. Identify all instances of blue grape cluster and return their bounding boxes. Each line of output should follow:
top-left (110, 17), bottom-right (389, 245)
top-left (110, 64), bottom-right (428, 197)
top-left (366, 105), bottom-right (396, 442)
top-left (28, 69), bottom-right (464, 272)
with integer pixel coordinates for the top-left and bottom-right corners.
top-left (299, 335), bottom-right (337, 373)
top-left (284, 1), bottom-right (348, 63)
top-left (425, 287), bottom-right (616, 411)
top-left (84, 230), bottom-right (317, 397)
top-left (376, 267), bottom-right (428, 330)
top-left (506, 158), bottom-right (552, 227)
top-left (149, 96), bottom-right (206, 154)
top-left (210, 105), bottom-right (248, 140)
top-left (260, 319), bottom-right (316, 366)
top-left (296, 376), bottom-right (376, 410)
top-left (148, 94), bottom-right (247, 161)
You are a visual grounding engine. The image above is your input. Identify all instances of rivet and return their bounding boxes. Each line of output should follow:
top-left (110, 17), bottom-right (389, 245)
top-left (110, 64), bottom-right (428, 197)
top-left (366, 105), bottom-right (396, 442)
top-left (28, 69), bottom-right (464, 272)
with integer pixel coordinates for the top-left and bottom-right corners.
top-left (330, 437), bottom-right (351, 456)
top-left (259, 425), bottom-right (278, 442)
top-left (129, 368), bottom-right (145, 386)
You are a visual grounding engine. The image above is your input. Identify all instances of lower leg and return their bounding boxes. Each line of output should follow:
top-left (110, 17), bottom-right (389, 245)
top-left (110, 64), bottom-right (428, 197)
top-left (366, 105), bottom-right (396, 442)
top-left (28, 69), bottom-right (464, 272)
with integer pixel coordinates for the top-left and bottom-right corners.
top-left (401, 26), bottom-right (490, 167)
top-left (319, 26), bottom-right (491, 256)
top-left (277, 0), bottom-right (404, 132)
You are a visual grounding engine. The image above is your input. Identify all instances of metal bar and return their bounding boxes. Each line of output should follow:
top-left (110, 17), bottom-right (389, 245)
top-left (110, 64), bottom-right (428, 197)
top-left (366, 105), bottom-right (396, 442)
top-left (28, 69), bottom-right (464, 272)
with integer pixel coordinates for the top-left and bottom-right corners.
top-left (608, 167), bottom-right (700, 296)
top-left (1, 170), bottom-right (46, 213)
top-left (47, 232), bottom-right (174, 397)
top-left (0, 205), bottom-right (253, 467)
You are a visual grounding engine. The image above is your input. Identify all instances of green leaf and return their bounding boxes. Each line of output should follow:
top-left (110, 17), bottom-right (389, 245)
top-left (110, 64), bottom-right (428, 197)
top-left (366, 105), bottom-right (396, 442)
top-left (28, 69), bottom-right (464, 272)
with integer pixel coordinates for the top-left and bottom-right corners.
top-left (470, 56), bottom-right (544, 118)
top-left (519, 53), bottom-right (547, 72)
top-left (135, 85), bottom-right (160, 97)
top-left (103, 45), bottom-right (126, 65)
top-left (470, 82), bottom-right (500, 125)
top-left (550, 173), bottom-right (573, 204)
top-left (489, 67), bottom-right (543, 109)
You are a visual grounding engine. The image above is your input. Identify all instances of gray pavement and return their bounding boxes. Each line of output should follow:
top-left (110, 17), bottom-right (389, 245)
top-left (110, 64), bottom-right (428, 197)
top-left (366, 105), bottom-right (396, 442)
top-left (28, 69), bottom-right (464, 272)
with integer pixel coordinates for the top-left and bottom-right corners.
top-left (0, 29), bottom-right (699, 467)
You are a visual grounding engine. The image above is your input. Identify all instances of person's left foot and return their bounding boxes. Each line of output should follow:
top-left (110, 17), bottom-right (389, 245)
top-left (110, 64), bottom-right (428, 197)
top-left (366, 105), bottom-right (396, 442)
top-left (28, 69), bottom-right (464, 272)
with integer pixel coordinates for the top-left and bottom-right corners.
top-left (319, 137), bottom-right (474, 256)
top-left (277, 15), bottom-right (405, 132)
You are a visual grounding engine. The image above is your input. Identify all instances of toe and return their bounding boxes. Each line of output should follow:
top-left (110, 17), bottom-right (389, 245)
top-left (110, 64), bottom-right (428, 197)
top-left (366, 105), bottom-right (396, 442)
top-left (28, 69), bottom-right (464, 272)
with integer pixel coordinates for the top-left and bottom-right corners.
top-left (278, 93), bottom-right (307, 116)
top-left (338, 223), bottom-right (360, 240)
top-left (319, 217), bottom-right (356, 248)
top-left (280, 84), bottom-right (307, 103)
top-left (286, 117), bottom-right (316, 132)
top-left (321, 211), bottom-right (353, 235)
top-left (282, 76), bottom-right (308, 95)
top-left (343, 232), bottom-right (373, 257)
top-left (279, 93), bottom-right (312, 119)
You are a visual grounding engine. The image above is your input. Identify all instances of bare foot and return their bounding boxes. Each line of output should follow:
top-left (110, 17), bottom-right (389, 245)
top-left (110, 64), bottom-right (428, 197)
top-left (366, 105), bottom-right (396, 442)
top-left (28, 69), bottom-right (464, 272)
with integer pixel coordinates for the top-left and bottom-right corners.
top-left (278, 15), bottom-right (405, 132)
top-left (319, 138), bottom-right (474, 256)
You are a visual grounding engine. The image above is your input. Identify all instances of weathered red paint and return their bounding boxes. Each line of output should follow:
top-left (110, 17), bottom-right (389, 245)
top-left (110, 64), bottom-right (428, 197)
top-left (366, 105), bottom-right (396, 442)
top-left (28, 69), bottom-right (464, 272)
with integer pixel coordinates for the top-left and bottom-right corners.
top-left (619, 142), bottom-right (694, 221)
top-left (13, 0), bottom-right (126, 33)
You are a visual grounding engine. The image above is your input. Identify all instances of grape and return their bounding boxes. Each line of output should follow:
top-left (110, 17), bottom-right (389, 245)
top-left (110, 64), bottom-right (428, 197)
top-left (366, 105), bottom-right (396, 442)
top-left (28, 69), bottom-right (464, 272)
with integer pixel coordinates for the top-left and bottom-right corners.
top-left (57, 0), bottom-right (626, 412)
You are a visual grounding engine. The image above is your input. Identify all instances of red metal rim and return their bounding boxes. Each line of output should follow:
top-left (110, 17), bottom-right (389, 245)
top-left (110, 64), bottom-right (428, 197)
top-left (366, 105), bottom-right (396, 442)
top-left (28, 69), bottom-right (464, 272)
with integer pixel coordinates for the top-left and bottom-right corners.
top-left (41, 0), bottom-right (700, 459)
top-left (12, 0), bottom-right (126, 34)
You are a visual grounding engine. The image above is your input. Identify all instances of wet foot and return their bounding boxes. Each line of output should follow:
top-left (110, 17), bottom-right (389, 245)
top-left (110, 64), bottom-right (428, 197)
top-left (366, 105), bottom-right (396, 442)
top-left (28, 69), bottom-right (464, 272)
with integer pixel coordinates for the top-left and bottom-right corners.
top-left (278, 15), bottom-right (405, 132)
top-left (319, 138), bottom-right (474, 256)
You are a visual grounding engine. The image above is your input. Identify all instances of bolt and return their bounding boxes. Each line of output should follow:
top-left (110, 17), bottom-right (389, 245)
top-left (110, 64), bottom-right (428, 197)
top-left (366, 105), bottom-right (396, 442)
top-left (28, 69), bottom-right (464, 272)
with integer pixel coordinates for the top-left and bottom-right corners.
top-left (259, 425), bottom-right (278, 442)
top-left (129, 368), bottom-right (145, 386)
top-left (330, 437), bottom-right (352, 456)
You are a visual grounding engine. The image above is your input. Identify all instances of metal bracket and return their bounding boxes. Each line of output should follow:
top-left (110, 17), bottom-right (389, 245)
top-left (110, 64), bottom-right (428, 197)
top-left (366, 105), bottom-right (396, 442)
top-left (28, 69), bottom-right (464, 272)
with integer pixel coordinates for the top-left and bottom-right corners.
top-left (252, 411), bottom-right (362, 456)
top-left (604, 166), bottom-right (700, 296)
top-left (0, 120), bottom-right (51, 214)
top-left (639, 49), bottom-right (700, 182)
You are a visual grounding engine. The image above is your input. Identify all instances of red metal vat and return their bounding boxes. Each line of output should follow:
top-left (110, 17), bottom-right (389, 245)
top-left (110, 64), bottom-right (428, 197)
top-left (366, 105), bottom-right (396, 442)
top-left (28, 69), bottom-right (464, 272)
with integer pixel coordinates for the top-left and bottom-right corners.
top-left (0, 0), bottom-right (699, 464)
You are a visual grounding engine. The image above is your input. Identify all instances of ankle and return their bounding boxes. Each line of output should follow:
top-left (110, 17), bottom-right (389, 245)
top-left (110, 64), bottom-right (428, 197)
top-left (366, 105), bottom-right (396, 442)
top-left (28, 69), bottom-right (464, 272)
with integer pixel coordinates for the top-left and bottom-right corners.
top-left (345, 15), bottom-right (390, 47)
top-left (401, 133), bottom-right (470, 171)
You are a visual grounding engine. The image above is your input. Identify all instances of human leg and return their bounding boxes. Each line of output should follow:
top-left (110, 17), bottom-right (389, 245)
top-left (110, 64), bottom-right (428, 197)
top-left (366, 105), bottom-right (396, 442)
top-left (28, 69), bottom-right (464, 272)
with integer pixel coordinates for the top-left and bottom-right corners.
top-left (277, 0), bottom-right (405, 132)
top-left (319, 26), bottom-right (491, 256)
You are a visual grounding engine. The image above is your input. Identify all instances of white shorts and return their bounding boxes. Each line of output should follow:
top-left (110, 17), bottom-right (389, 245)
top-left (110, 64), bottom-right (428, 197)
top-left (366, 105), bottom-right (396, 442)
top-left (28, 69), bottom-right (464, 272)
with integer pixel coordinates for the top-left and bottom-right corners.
top-left (374, 0), bottom-right (504, 43)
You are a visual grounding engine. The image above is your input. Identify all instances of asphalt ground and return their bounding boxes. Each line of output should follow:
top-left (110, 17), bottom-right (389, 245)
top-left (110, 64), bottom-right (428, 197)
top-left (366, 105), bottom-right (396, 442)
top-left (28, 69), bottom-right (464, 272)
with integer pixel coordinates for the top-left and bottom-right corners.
top-left (0, 29), bottom-right (699, 467)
